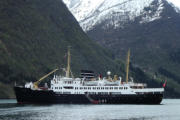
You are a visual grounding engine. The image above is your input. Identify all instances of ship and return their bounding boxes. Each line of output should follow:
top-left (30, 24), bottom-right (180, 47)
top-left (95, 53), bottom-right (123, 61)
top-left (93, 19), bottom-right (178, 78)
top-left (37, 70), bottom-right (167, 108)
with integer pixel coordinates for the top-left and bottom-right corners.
top-left (14, 48), bottom-right (164, 104)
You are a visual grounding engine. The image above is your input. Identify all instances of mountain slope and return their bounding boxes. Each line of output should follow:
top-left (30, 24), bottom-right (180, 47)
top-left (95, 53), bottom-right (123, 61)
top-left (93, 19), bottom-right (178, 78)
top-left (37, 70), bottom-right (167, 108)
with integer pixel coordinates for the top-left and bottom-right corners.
top-left (63, 0), bottom-right (180, 97)
top-left (0, 0), bottom-right (125, 98)
top-left (63, 0), bottom-right (177, 31)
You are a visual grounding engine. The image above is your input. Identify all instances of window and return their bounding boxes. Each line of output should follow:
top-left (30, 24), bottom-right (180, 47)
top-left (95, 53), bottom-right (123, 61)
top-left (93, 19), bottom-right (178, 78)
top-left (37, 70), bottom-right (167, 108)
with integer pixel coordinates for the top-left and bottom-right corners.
top-left (64, 86), bottom-right (73, 89)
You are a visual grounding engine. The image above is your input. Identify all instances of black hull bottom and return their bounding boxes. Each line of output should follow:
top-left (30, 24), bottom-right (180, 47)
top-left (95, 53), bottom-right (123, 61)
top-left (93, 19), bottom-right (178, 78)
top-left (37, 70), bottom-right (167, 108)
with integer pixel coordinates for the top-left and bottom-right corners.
top-left (14, 87), bottom-right (163, 104)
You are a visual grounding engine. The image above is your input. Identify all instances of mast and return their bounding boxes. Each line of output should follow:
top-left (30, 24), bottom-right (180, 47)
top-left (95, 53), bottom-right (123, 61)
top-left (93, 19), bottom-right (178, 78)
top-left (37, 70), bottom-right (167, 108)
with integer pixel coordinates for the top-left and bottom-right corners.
top-left (66, 46), bottom-right (71, 78)
top-left (125, 49), bottom-right (130, 83)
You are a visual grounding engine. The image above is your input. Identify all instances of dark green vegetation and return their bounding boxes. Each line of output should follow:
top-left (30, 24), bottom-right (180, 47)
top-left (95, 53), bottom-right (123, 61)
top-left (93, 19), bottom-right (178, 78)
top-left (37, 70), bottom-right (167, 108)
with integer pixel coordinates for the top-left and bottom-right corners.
top-left (0, 0), bottom-right (123, 98)
top-left (0, 0), bottom-right (171, 98)
top-left (87, 0), bottom-right (180, 97)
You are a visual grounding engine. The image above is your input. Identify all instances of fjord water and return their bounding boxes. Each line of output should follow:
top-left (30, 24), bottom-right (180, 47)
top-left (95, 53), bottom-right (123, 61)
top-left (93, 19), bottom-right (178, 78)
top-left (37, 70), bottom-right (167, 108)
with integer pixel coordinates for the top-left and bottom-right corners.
top-left (0, 99), bottom-right (179, 120)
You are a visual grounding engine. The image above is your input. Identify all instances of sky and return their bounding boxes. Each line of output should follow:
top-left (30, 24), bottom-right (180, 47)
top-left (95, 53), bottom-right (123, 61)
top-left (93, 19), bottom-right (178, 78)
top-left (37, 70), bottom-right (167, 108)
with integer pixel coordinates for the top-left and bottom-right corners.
top-left (168, 0), bottom-right (180, 8)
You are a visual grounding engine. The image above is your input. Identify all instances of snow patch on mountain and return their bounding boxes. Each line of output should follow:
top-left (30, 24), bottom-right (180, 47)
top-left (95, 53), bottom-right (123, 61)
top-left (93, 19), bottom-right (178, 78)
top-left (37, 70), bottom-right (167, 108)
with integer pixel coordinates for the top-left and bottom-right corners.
top-left (167, 0), bottom-right (180, 13)
top-left (167, 0), bottom-right (180, 8)
top-left (63, 0), bottom-right (178, 31)
top-left (140, 0), bottom-right (164, 24)
top-left (63, 0), bottom-right (104, 21)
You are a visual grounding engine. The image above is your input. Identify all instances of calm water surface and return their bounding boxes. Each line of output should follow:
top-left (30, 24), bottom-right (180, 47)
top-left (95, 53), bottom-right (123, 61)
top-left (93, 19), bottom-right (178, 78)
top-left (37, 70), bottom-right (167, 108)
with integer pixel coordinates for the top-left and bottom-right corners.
top-left (0, 99), bottom-right (179, 120)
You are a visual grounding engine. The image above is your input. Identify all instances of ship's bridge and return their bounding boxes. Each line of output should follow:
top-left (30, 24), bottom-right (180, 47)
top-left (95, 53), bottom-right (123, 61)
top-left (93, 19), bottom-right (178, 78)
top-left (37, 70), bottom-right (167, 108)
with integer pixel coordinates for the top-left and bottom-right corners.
top-left (51, 76), bottom-right (82, 89)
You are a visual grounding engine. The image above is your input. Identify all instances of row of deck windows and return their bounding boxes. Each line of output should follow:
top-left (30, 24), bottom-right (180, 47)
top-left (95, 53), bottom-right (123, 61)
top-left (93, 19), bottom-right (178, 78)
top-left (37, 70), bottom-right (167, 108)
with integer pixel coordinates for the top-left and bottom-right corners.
top-left (53, 87), bottom-right (128, 90)
top-left (64, 81), bottom-right (73, 84)
top-left (54, 87), bottom-right (63, 89)
top-left (76, 87), bottom-right (128, 90)
top-left (64, 81), bottom-right (80, 84)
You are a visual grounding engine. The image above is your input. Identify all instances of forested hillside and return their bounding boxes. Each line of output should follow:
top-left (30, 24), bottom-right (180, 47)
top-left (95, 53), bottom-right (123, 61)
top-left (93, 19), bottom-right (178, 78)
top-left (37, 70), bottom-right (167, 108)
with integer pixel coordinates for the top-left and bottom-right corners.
top-left (0, 0), bottom-right (122, 98)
